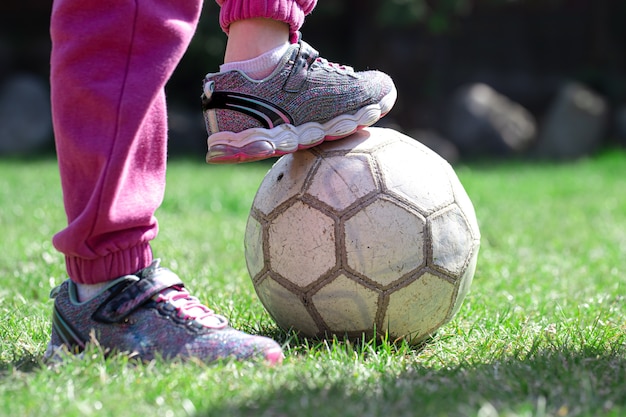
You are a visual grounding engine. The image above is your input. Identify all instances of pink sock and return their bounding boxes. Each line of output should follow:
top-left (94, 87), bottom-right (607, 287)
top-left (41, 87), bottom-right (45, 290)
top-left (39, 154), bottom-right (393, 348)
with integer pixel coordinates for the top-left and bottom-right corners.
top-left (220, 42), bottom-right (290, 79)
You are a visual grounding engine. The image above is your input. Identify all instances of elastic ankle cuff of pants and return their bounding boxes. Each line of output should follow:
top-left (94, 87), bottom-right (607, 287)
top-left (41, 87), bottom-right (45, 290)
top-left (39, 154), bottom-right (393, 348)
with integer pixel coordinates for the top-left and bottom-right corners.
top-left (65, 242), bottom-right (153, 285)
top-left (217, 0), bottom-right (316, 42)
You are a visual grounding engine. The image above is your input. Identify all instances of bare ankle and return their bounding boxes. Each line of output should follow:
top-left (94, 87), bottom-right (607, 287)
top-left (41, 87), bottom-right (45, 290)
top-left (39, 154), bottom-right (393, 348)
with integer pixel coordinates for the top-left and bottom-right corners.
top-left (224, 18), bottom-right (289, 63)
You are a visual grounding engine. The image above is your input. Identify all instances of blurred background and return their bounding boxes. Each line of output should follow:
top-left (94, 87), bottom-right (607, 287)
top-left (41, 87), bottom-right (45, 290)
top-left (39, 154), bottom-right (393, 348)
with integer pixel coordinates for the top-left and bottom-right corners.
top-left (1, 0), bottom-right (625, 162)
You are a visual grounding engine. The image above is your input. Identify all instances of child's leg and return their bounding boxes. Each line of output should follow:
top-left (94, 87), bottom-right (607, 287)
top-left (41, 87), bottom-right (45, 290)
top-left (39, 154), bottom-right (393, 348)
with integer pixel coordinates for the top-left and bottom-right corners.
top-left (203, 0), bottom-right (397, 163)
top-left (50, 0), bottom-right (203, 285)
top-left (48, 0), bottom-right (285, 365)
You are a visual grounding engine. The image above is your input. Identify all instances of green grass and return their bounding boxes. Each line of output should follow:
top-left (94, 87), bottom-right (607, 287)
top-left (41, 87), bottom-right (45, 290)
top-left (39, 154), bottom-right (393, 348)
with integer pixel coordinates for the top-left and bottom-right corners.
top-left (1, 149), bottom-right (626, 417)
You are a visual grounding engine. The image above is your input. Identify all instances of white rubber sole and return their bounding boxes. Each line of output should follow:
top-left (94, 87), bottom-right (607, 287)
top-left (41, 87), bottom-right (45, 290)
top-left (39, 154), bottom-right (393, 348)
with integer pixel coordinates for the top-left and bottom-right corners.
top-left (206, 86), bottom-right (398, 162)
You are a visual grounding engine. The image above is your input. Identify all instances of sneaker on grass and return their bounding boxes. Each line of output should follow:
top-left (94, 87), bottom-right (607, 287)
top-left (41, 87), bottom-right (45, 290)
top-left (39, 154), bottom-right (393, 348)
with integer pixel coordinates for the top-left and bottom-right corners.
top-left (45, 259), bottom-right (284, 365)
top-left (202, 35), bottom-right (397, 163)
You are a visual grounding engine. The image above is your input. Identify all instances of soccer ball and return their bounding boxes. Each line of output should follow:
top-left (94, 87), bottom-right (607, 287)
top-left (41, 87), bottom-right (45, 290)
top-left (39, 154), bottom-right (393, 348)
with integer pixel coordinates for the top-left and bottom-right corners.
top-left (244, 127), bottom-right (480, 344)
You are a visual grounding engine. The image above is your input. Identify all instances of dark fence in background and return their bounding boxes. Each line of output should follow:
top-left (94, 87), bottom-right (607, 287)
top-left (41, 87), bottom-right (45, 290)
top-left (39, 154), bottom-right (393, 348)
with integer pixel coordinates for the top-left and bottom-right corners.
top-left (1, 0), bottom-right (624, 160)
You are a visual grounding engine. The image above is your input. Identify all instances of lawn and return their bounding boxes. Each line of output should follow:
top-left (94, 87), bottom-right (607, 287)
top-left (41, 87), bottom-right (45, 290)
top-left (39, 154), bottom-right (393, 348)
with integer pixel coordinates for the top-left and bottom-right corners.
top-left (0, 147), bottom-right (625, 417)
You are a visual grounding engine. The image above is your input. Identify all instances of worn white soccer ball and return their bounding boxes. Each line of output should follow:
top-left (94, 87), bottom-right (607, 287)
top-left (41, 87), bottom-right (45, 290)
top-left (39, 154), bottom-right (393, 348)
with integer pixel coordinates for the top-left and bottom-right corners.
top-left (245, 127), bottom-right (480, 344)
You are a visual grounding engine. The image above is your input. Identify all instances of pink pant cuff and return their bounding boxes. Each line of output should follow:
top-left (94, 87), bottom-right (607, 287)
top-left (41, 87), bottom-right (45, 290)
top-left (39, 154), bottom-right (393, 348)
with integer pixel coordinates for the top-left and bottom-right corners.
top-left (66, 242), bottom-right (153, 285)
top-left (217, 0), bottom-right (316, 42)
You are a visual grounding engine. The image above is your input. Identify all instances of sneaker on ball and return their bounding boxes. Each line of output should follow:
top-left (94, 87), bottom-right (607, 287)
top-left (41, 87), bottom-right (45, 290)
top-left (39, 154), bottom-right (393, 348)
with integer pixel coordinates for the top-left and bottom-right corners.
top-left (44, 259), bottom-right (284, 365)
top-left (202, 35), bottom-right (397, 163)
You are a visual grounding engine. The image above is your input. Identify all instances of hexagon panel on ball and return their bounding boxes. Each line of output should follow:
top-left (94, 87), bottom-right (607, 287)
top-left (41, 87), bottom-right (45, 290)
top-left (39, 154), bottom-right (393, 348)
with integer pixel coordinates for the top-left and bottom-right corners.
top-left (267, 200), bottom-right (336, 289)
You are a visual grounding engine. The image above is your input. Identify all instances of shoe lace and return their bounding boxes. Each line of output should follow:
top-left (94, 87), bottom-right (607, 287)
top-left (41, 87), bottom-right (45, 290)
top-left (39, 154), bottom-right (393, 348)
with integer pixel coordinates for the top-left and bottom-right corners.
top-left (155, 286), bottom-right (228, 329)
top-left (314, 57), bottom-right (354, 74)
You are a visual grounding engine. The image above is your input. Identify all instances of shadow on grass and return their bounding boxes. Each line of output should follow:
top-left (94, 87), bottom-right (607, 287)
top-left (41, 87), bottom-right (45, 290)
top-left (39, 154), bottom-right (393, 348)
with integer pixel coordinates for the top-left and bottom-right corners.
top-left (199, 341), bottom-right (626, 417)
top-left (0, 351), bottom-right (43, 376)
top-left (250, 323), bottom-right (435, 357)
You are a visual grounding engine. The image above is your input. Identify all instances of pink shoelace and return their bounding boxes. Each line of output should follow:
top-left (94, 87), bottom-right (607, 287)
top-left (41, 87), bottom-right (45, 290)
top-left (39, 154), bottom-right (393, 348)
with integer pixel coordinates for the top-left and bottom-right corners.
top-left (154, 286), bottom-right (228, 330)
top-left (315, 57), bottom-right (353, 73)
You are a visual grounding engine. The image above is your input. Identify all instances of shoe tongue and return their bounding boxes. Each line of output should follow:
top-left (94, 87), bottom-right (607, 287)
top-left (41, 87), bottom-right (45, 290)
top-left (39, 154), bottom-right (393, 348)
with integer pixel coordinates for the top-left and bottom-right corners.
top-left (138, 259), bottom-right (162, 278)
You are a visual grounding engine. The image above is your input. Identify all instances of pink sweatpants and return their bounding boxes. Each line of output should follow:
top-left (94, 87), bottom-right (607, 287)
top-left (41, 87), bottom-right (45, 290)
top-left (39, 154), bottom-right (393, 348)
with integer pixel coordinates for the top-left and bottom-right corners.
top-left (50, 0), bottom-right (316, 284)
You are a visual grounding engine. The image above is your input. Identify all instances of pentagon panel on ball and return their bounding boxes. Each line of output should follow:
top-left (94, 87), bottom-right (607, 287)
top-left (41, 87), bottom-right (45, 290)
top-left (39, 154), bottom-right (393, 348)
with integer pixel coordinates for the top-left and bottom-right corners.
top-left (244, 127), bottom-right (480, 344)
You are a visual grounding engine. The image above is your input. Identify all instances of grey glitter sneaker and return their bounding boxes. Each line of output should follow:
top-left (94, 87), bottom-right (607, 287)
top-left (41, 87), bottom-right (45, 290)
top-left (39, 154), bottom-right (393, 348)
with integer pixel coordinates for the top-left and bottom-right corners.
top-left (202, 35), bottom-right (397, 163)
top-left (44, 260), bottom-right (284, 365)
